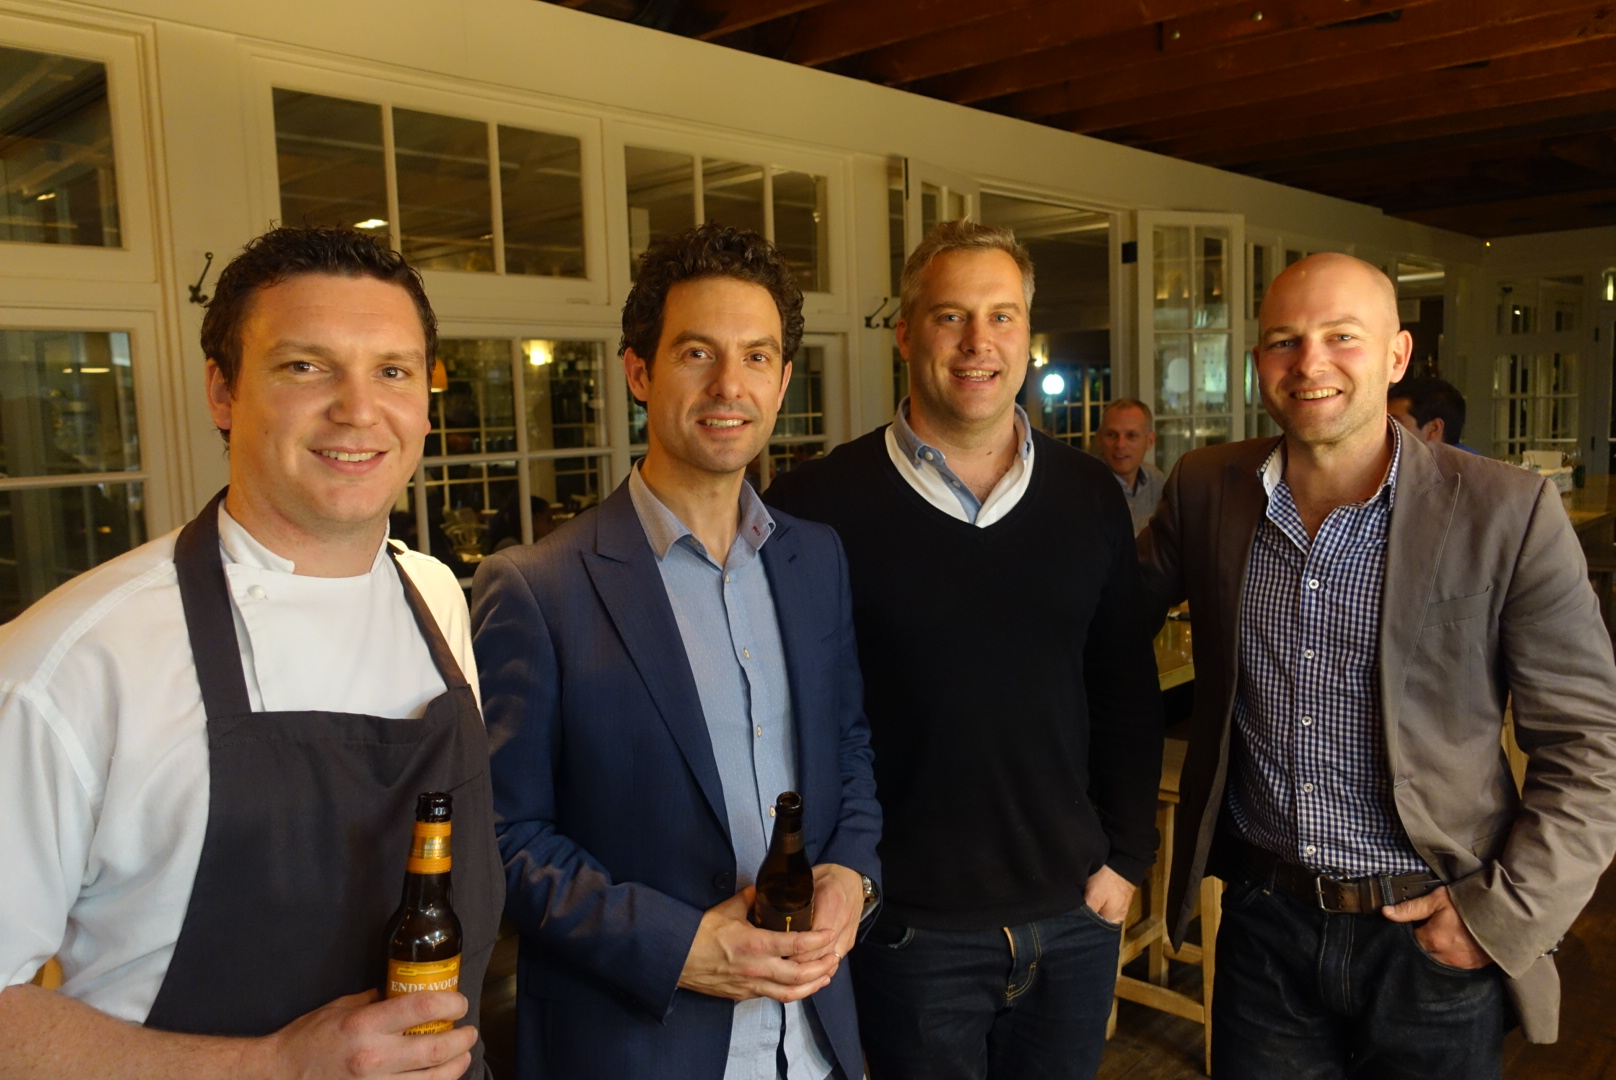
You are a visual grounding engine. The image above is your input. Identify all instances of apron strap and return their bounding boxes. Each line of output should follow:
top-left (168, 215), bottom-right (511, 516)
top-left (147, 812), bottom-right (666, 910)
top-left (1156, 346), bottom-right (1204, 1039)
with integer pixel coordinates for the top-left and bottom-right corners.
top-left (386, 544), bottom-right (472, 691)
top-left (174, 489), bottom-right (253, 720)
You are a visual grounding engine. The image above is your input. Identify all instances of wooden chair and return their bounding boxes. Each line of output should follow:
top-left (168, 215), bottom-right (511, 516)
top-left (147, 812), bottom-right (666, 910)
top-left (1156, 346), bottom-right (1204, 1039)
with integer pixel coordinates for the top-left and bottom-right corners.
top-left (1107, 737), bottom-right (1222, 1076)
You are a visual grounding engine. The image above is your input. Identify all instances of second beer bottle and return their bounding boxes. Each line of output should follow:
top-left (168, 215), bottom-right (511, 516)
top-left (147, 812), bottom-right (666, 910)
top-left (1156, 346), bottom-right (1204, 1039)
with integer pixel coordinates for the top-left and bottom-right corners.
top-left (384, 791), bottom-right (463, 1034)
top-left (751, 791), bottom-right (815, 932)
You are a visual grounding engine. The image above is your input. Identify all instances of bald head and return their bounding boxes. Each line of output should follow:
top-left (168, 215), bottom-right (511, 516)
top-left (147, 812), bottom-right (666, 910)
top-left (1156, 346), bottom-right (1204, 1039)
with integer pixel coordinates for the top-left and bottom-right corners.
top-left (1261, 253), bottom-right (1399, 339)
top-left (1253, 251), bottom-right (1412, 451)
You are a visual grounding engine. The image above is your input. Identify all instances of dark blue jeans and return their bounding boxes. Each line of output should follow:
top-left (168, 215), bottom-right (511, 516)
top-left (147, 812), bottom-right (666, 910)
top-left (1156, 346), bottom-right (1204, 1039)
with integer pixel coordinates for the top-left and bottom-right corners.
top-left (850, 903), bottom-right (1121, 1080)
top-left (1213, 876), bottom-right (1507, 1080)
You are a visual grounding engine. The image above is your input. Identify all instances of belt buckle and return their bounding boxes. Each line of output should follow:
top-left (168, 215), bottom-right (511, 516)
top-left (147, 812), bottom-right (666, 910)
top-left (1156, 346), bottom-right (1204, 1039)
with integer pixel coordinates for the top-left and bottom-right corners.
top-left (1313, 874), bottom-right (1352, 913)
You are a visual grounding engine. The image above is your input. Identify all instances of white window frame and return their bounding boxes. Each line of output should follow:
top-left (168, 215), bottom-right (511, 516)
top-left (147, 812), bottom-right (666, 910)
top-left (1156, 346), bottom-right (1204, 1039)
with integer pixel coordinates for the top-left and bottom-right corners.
top-left (246, 52), bottom-right (611, 310)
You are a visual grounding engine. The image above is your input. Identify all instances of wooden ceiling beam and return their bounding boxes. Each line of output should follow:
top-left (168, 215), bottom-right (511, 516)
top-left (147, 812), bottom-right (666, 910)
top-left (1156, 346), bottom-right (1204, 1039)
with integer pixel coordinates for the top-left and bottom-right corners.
top-left (1258, 132), bottom-right (1597, 200)
top-left (913, 27), bottom-right (1159, 105)
top-left (694, 0), bottom-right (840, 40)
top-left (863, 0), bottom-right (1249, 87)
top-left (775, 0), bottom-right (1042, 67)
top-left (1392, 186), bottom-right (1616, 237)
top-left (1201, 90), bottom-right (1616, 174)
top-left (1010, 0), bottom-right (1609, 123)
top-left (1110, 38), bottom-right (1616, 153)
top-left (781, 0), bottom-right (1238, 70)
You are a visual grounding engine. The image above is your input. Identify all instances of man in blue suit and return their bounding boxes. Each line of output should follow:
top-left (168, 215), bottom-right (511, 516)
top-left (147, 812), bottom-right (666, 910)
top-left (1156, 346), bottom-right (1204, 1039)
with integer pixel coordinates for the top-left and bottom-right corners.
top-left (472, 223), bottom-right (882, 1080)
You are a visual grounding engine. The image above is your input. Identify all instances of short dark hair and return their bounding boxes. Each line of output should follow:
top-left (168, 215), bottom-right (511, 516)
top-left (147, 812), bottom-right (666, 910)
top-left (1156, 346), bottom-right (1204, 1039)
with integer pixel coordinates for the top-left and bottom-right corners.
top-left (619, 223), bottom-right (804, 368)
top-left (201, 226), bottom-right (437, 393)
top-left (1389, 375), bottom-right (1466, 444)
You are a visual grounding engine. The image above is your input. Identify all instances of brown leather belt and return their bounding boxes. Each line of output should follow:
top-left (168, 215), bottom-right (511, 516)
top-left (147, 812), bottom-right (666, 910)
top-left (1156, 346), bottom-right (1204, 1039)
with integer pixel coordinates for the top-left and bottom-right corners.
top-left (1230, 836), bottom-right (1444, 914)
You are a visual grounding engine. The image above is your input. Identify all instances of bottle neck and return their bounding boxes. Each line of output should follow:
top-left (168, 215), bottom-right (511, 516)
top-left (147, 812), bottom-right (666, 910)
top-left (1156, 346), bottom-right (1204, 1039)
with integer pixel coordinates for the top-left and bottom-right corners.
top-left (772, 811), bottom-right (805, 851)
top-left (402, 869), bottom-right (454, 910)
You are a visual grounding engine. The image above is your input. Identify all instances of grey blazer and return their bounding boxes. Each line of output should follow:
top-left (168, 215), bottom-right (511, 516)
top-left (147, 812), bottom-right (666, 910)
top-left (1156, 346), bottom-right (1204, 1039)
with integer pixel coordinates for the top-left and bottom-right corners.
top-left (1138, 433), bottom-right (1616, 1043)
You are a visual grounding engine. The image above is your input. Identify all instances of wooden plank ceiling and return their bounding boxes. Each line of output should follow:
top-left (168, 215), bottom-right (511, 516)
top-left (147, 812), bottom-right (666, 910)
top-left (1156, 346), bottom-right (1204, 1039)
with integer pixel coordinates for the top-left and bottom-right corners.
top-left (552, 0), bottom-right (1616, 238)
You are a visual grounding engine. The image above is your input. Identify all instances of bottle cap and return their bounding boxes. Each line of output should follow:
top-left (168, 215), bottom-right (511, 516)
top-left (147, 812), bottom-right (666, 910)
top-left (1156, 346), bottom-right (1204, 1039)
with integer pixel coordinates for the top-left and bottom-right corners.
top-left (415, 792), bottom-right (453, 823)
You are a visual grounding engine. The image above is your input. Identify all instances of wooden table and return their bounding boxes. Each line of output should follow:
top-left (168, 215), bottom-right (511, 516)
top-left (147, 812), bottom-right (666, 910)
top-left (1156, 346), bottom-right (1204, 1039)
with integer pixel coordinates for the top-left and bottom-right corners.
top-left (1565, 475), bottom-right (1616, 537)
top-left (1154, 617), bottom-right (1194, 691)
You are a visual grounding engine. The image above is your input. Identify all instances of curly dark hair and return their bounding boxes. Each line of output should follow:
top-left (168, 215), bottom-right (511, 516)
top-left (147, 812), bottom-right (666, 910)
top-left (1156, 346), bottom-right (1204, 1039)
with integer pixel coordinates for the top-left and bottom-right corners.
top-left (201, 226), bottom-right (437, 393)
top-left (619, 223), bottom-right (804, 368)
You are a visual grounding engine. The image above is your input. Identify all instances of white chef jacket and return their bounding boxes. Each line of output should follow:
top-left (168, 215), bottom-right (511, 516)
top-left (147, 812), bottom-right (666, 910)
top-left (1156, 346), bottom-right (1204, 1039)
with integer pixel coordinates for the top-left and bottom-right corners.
top-left (0, 507), bottom-right (478, 1022)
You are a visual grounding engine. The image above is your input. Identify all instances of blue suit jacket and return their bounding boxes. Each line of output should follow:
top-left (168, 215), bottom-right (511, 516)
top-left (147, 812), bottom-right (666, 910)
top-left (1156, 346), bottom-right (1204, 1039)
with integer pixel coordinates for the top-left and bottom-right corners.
top-left (472, 481), bottom-right (881, 1079)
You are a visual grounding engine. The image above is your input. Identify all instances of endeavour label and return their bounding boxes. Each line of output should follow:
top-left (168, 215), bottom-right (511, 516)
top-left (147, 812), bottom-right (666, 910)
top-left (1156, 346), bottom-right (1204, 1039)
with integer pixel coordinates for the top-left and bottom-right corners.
top-left (387, 956), bottom-right (461, 1034)
top-left (406, 822), bottom-right (452, 874)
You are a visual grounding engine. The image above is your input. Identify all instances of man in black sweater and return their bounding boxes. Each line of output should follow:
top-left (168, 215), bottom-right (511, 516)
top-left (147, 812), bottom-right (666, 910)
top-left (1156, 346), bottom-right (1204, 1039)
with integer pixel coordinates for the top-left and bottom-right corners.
top-left (765, 221), bottom-right (1163, 1080)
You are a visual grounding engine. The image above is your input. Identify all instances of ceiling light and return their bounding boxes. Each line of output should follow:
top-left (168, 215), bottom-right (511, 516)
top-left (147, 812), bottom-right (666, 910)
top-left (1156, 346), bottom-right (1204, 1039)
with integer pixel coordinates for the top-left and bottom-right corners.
top-left (354, 218), bottom-right (387, 229)
top-left (1041, 372), bottom-right (1066, 397)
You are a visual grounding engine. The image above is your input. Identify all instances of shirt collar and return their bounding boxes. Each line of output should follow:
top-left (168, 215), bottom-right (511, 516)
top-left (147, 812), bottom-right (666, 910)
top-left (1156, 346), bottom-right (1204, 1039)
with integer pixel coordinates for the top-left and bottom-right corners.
top-left (217, 504), bottom-right (392, 575)
top-left (628, 462), bottom-right (776, 565)
top-left (1258, 417), bottom-right (1403, 509)
top-left (890, 396), bottom-right (1034, 472)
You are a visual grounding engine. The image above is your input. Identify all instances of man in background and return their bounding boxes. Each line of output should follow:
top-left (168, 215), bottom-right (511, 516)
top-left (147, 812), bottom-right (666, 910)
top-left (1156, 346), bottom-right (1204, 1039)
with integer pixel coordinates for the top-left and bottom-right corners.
top-left (1388, 374), bottom-right (1481, 453)
top-left (1095, 397), bottom-right (1166, 534)
top-left (767, 221), bottom-right (1162, 1080)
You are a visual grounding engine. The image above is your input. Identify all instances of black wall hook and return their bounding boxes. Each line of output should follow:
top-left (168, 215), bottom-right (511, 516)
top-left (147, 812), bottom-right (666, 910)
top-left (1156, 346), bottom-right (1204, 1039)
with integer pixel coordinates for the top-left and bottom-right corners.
top-left (188, 252), bottom-right (215, 306)
top-left (864, 296), bottom-right (898, 329)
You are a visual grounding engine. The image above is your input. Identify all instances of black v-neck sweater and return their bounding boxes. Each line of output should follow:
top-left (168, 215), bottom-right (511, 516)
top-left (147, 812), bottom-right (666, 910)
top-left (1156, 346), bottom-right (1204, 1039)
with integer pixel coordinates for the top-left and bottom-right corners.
top-left (766, 427), bottom-right (1164, 930)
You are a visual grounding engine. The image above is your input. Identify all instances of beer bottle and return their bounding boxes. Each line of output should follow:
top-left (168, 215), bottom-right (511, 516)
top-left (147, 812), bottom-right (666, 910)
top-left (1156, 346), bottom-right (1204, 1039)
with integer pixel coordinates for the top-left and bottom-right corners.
top-left (385, 791), bottom-right (462, 1034)
top-left (751, 791), bottom-right (815, 932)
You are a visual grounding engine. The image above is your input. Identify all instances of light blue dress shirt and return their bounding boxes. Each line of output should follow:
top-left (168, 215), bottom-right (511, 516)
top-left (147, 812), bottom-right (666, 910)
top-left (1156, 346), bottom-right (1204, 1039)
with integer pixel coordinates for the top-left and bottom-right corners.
top-left (628, 465), bottom-right (833, 1080)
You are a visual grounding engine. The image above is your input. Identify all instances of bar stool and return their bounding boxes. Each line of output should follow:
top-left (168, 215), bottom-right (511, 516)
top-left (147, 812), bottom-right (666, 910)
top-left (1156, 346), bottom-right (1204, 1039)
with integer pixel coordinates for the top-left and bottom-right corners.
top-left (1107, 737), bottom-right (1222, 1076)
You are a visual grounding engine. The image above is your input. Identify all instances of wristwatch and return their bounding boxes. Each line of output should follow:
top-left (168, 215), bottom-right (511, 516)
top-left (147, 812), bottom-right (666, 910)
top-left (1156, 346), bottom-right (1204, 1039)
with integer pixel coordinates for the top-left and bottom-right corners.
top-left (859, 873), bottom-right (880, 923)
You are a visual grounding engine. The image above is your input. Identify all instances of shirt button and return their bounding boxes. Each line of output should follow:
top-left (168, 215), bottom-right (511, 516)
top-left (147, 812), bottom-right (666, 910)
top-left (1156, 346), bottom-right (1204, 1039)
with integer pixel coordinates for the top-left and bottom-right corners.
top-left (922, 450), bottom-right (935, 461)
top-left (1304, 844), bottom-right (1317, 856)
top-left (724, 575), bottom-right (731, 584)
top-left (755, 726), bottom-right (762, 738)
top-left (1301, 716), bottom-right (1314, 727)
top-left (742, 647), bottom-right (751, 659)
top-left (768, 806), bottom-right (776, 817)
top-left (1303, 649), bottom-right (1315, 659)
top-left (1308, 579), bottom-right (1320, 590)
top-left (247, 585), bottom-right (267, 601)
top-left (1302, 782), bottom-right (1315, 793)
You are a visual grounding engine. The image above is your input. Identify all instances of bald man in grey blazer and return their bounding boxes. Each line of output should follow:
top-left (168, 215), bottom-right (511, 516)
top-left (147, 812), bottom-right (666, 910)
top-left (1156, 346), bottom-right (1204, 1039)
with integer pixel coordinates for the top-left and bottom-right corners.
top-left (1139, 253), bottom-right (1616, 1078)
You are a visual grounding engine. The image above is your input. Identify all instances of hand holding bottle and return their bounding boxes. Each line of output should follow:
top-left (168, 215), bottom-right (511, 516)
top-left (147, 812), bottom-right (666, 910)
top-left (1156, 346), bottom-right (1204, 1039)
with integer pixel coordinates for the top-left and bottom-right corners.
top-left (678, 888), bottom-right (839, 1003)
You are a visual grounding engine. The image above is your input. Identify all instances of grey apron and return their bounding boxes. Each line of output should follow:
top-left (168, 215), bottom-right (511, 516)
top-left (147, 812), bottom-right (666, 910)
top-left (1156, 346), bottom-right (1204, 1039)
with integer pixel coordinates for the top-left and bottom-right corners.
top-left (144, 490), bottom-right (501, 1078)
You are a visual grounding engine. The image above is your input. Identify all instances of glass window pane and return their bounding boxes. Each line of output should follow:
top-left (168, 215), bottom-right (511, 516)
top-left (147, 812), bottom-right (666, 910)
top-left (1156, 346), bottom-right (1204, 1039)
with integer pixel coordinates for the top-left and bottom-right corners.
top-left (527, 455), bottom-right (604, 521)
top-left (773, 170), bottom-right (826, 293)
top-left (1251, 244), bottom-right (1268, 319)
top-left (1193, 335), bottom-right (1230, 414)
top-left (498, 125), bottom-right (584, 278)
top-left (1153, 226), bottom-right (1191, 330)
top-left (921, 183), bottom-right (940, 236)
top-left (521, 339), bottom-right (604, 449)
top-left (768, 441), bottom-right (823, 481)
top-left (774, 344), bottom-right (823, 438)
top-left (394, 108), bottom-right (493, 272)
top-left (627, 384), bottom-right (647, 446)
top-left (979, 194), bottom-right (1110, 375)
top-left (0, 47), bottom-right (119, 247)
top-left (702, 159), bottom-right (763, 236)
top-left (1155, 418), bottom-right (1192, 472)
top-left (0, 330), bottom-right (138, 477)
top-left (1155, 333), bottom-right (1191, 416)
top-left (887, 163), bottom-right (905, 296)
top-left (407, 461), bottom-right (518, 572)
top-left (0, 481), bottom-right (144, 621)
top-left (272, 89), bottom-right (386, 234)
top-left (429, 339), bottom-right (515, 458)
top-left (1195, 227), bottom-right (1229, 329)
top-left (625, 147), bottom-right (694, 275)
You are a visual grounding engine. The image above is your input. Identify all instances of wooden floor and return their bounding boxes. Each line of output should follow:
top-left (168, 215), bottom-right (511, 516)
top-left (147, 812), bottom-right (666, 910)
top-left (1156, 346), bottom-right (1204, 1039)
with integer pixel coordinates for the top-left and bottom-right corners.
top-left (480, 860), bottom-right (1616, 1079)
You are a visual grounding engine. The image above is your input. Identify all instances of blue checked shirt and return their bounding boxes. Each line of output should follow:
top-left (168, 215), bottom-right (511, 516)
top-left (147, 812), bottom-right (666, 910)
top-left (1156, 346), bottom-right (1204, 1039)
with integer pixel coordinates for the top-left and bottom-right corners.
top-left (1227, 421), bottom-right (1430, 877)
top-left (628, 466), bottom-right (834, 1080)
